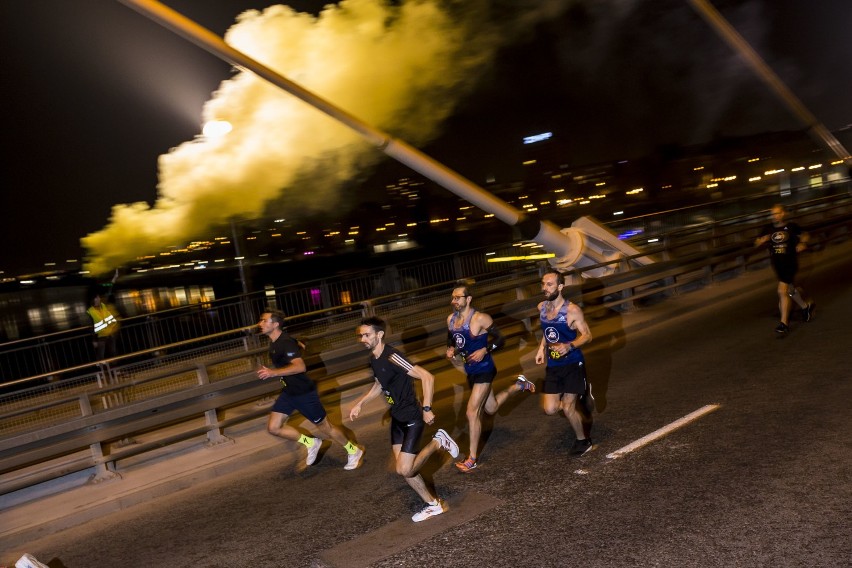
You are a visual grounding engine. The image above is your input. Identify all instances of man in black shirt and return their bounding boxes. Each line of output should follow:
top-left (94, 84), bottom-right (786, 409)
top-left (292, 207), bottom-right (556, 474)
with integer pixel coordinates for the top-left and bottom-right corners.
top-left (754, 204), bottom-right (814, 334)
top-left (349, 317), bottom-right (459, 522)
top-left (258, 309), bottom-right (364, 470)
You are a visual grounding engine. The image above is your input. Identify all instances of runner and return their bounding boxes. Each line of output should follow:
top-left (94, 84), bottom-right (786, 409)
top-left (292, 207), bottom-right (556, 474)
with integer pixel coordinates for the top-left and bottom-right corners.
top-left (349, 317), bottom-right (459, 522)
top-left (535, 270), bottom-right (595, 457)
top-left (446, 281), bottom-right (534, 472)
top-left (257, 309), bottom-right (364, 470)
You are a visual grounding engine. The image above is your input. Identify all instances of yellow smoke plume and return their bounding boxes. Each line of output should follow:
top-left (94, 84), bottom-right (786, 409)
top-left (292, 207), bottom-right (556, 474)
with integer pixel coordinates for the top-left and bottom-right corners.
top-left (82, 0), bottom-right (517, 274)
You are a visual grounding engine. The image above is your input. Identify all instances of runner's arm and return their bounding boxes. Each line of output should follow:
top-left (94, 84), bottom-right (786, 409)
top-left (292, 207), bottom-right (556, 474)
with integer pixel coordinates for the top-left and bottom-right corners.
top-left (349, 379), bottom-right (383, 421)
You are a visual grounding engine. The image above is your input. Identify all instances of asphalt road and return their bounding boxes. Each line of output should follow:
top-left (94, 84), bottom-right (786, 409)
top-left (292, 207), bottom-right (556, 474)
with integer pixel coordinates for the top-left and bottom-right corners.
top-left (8, 244), bottom-right (852, 568)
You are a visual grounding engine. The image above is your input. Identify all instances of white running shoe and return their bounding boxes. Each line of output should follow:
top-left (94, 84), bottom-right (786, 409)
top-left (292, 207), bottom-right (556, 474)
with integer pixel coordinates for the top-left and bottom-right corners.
top-left (433, 429), bottom-right (459, 458)
top-left (344, 446), bottom-right (364, 470)
top-left (516, 374), bottom-right (536, 393)
top-left (411, 500), bottom-right (445, 522)
top-left (15, 553), bottom-right (50, 568)
top-left (306, 437), bottom-right (322, 466)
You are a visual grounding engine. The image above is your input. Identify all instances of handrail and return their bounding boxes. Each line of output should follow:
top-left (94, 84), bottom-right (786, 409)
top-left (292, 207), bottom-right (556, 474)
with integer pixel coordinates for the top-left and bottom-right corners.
top-left (0, 328), bottom-right (258, 389)
top-left (0, 241), bottom-right (527, 350)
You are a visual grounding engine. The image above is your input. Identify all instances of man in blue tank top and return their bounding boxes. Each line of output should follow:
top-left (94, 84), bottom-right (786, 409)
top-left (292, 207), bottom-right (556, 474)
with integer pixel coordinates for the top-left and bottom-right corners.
top-left (446, 281), bottom-right (535, 472)
top-left (535, 269), bottom-right (594, 456)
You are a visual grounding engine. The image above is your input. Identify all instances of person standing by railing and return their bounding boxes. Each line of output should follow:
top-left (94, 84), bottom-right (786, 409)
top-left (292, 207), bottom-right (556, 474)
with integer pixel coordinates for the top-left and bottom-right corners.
top-left (257, 309), bottom-right (365, 471)
top-left (754, 204), bottom-right (815, 335)
top-left (446, 280), bottom-right (535, 473)
top-left (87, 269), bottom-right (121, 362)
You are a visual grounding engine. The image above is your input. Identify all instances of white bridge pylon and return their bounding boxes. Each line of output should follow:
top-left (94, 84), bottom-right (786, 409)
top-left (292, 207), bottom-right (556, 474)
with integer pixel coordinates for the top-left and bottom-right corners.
top-left (551, 216), bottom-right (656, 279)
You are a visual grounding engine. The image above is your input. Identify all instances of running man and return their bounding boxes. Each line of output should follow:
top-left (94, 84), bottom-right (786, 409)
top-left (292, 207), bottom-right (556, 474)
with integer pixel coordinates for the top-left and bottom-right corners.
top-left (257, 309), bottom-right (364, 470)
top-left (536, 269), bottom-right (594, 457)
top-left (349, 317), bottom-right (460, 522)
top-left (754, 204), bottom-right (815, 334)
top-left (446, 281), bottom-right (535, 473)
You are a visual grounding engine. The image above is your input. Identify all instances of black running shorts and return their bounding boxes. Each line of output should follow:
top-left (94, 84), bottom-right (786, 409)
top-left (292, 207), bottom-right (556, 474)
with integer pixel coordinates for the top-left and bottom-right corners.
top-left (272, 389), bottom-right (328, 424)
top-left (543, 361), bottom-right (587, 395)
top-left (466, 368), bottom-right (497, 388)
top-left (390, 416), bottom-right (426, 455)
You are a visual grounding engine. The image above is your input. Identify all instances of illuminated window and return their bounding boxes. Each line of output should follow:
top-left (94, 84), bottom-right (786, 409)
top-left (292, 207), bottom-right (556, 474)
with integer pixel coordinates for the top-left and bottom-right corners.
top-left (49, 303), bottom-right (72, 329)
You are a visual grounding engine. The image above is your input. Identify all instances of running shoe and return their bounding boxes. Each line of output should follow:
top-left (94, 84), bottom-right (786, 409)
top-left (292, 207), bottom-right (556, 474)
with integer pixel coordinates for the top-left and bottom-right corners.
top-left (344, 446), bottom-right (364, 470)
top-left (433, 429), bottom-right (460, 458)
top-left (306, 437), bottom-right (322, 466)
top-left (802, 303), bottom-right (815, 322)
top-left (775, 322), bottom-right (789, 334)
top-left (516, 375), bottom-right (536, 393)
top-left (570, 438), bottom-right (593, 457)
top-left (455, 456), bottom-right (478, 473)
top-left (411, 500), bottom-right (445, 522)
top-left (14, 553), bottom-right (50, 568)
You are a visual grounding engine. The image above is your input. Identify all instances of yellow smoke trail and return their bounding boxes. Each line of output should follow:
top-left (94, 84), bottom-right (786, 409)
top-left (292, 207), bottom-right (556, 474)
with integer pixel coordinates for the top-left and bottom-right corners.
top-left (82, 0), bottom-right (502, 274)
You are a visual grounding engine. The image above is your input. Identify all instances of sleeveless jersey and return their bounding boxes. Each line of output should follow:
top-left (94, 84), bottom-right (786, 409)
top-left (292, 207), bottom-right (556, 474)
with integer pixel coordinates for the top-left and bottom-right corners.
top-left (449, 310), bottom-right (496, 375)
top-left (540, 301), bottom-right (583, 366)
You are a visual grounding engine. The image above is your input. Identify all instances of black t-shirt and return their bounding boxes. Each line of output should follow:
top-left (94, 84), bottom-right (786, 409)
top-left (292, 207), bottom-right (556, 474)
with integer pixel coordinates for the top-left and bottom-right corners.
top-left (761, 222), bottom-right (802, 261)
top-left (269, 333), bottom-right (314, 396)
top-left (368, 344), bottom-right (421, 422)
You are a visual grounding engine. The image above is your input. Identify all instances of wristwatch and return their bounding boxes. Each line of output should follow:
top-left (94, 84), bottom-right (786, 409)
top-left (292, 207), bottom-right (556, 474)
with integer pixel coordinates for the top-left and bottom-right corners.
top-left (422, 405), bottom-right (432, 412)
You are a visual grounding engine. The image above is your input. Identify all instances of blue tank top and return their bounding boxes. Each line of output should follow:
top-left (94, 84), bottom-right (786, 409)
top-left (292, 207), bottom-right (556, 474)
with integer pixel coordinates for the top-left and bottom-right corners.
top-left (540, 301), bottom-right (583, 366)
top-left (449, 310), bottom-right (496, 375)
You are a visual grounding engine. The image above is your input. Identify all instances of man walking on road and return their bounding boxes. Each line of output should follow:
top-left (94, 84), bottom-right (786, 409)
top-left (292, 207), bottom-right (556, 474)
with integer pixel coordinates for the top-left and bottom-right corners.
top-left (536, 269), bottom-right (595, 457)
top-left (446, 281), bottom-right (535, 472)
top-left (754, 204), bottom-right (815, 335)
top-left (349, 317), bottom-right (460, 522)
top-left (257, 309), bottom-right (364, 470)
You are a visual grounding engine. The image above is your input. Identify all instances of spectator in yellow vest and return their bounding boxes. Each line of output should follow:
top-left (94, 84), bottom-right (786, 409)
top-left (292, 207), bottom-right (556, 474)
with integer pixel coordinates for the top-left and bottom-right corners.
top-left (87, 293), bottom-right (120, 360)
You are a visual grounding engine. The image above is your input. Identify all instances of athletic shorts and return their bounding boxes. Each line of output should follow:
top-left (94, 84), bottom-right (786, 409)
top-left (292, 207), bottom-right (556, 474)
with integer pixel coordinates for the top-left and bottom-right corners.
top-left (543, 361), bottom-right (587, 395)
top-left (771, 258), bottom-right (798, 285)
top-left (467, 368), bottom-right (497, 388)
top-left (390, 416), bottom-right (425, 455)
top-left (271, 389), bottom-right (327, 424)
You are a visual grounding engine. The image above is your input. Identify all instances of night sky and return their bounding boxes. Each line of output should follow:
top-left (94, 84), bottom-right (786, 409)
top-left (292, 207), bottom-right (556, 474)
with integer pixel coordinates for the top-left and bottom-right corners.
top-left (1, 0), bottom-right (849, 276)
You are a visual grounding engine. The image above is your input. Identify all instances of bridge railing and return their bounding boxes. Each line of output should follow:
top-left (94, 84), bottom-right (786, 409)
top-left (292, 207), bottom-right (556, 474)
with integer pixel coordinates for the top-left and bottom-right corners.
top-left (0, 243), bottom-right (522, 384)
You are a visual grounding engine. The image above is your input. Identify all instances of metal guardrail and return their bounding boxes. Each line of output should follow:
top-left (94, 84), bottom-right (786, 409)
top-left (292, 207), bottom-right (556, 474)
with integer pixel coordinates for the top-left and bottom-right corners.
top-left (1, 191), bottom-right (851, 497)
top-left (0, 242), bottom-right (528, 383)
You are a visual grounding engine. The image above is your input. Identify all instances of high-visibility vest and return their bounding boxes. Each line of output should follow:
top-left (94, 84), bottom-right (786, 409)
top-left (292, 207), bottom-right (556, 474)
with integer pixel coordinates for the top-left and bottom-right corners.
top-left (87, 305), bottom-right (119, 337)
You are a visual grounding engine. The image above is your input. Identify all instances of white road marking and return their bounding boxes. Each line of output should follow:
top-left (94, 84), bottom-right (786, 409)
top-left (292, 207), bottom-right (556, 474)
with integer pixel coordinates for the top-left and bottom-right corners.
top-left (606, 404), bottom-right (721, 460)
